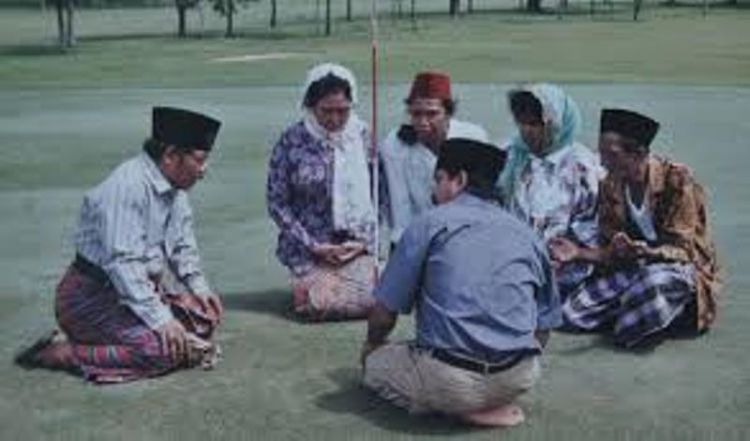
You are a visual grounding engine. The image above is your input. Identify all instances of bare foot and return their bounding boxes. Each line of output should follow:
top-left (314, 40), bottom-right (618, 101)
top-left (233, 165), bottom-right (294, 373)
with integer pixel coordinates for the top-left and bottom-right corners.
top-left (15, 330), bottom-right (62, 368)
top-left (462, 404), bottom-right (525, 427)
top-left (15, 330), bottom-right (77, 371)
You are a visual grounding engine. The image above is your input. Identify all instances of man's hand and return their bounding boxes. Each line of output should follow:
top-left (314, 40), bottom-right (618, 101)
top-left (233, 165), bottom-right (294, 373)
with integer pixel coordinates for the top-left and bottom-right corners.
top-left (360, 340), bottom-right (385, 368)
top-left (535, 329), bottom-right (551, 348)
top-left (156, 319), bottom-right (189, 365)
top-left (204, 292), bottom-right (224, 319)
top-left (610, 232), bottom-right (648, 261)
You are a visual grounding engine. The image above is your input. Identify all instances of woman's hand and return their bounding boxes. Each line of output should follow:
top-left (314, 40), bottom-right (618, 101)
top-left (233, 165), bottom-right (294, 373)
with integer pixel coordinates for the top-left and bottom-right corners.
top-left (548, 237), bottom-right (581, 266)
top-left (311, 241), bottom-right (365, 266)
top-left (336, 241), bottom-right (366, 264)
top-left (311, 243), bottom-right (346, 265)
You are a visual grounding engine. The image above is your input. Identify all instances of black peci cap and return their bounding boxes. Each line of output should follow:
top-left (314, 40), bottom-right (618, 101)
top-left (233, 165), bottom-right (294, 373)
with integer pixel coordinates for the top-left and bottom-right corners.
top-left (152, 107), bottom-right (221, 151)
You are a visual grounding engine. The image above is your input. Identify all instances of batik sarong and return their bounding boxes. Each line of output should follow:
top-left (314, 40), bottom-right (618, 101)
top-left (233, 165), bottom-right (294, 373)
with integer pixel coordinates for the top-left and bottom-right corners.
top-left (291, 254), bottom-right (376, 321)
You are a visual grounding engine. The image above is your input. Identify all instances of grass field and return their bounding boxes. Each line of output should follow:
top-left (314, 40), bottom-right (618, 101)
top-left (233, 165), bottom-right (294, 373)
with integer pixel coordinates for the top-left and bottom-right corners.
top-left (1, 4), bottom-right (749, 441)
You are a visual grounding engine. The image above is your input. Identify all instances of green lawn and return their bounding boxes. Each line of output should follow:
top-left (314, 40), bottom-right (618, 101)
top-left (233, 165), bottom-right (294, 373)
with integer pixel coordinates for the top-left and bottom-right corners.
top-left (1, 4), bottom-right (749, 441)
top-left (1, 5), bottom-right (749, 88)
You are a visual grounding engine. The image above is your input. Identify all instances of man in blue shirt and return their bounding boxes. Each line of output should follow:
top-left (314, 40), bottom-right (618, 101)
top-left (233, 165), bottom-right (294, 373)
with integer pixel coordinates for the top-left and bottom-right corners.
top-left (362, 138), bottom-right (561, 427)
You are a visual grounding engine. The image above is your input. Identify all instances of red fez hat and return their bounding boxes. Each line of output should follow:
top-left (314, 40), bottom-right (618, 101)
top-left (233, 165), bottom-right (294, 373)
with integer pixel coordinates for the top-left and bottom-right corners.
top-left (407, 71), bottom-right (452, 102)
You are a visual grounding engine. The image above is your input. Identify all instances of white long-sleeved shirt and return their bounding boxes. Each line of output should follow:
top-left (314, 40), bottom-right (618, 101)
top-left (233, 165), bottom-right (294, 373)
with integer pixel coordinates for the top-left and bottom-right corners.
top-left (380, 119), bottom-right (488, 243)
top-left (74, 153), bottom-right (211, 329)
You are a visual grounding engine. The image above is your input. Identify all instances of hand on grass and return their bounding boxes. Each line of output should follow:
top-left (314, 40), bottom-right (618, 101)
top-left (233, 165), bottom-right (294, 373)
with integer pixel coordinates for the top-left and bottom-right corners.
top-left (156, 319), bottom-right (189, 365)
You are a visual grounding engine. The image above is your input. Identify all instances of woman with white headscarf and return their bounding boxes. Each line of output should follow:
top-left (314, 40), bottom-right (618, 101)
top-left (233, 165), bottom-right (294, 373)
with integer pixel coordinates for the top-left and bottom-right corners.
top-left (266, 63), bottom-right (376, 321)
top-left (497, 83), bottom-right (604, 297)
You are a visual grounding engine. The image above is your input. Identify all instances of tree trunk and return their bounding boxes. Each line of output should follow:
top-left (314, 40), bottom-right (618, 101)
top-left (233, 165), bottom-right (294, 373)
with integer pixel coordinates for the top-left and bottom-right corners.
top-left (55, 0), bottom-right (65, 48)
top-left (225, 0), bottom-right (234, 37)
top-left (270, 0), bottom-right (277, 28)
top-left (177, 5), bottom-right (187, 37)
top-left (325, 0), bottom-right (331, 36)
top-left (633, 0), bottom-right (642, 21)
top-left (64, 0), bottom-right (74, 47)
top-left (527, 0), bottom-right (542, 13)
top-left (449, 0), bottom-right (459, 16)
top-left (346, 0), bottom-right (352, 21)
top-left (468, 0), bottom-right (473, 13)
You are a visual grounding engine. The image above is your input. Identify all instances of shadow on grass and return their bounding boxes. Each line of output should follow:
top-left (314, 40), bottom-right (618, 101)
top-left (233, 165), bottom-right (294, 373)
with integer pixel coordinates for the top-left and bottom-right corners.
top-left (0, 44), bottom-right (67, 57)
top-left (315, 367), bottom-right (480, 435)
top-left (76, 29), bottom-right (312, 43)
top-left (222, 288), bottom-right (297, 321)
top-left (223, 289), bottom-right (376, 325)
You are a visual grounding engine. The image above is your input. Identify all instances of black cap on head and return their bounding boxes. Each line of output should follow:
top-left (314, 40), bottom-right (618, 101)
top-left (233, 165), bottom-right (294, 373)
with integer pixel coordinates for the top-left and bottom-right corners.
top-left (436, 138), bottom-right (507, 191)
top-left (600, 108), bottom-right (659, 151)
top-left (152, 107), bottom-right (221, 151)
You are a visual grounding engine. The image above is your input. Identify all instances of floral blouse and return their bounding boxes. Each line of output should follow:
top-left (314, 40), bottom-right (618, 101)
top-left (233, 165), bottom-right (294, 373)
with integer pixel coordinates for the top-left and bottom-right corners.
top-left (266, 121), bottom-right (375, 276)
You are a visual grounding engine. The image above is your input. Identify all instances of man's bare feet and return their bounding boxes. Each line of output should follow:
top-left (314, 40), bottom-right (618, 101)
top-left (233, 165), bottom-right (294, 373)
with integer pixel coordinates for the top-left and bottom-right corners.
top-left (462, 403), bottom-right (525, 427)
top-left (15, 330), bottom-right (76, 370)
top-left (15, 330), bottom-right (62, 368)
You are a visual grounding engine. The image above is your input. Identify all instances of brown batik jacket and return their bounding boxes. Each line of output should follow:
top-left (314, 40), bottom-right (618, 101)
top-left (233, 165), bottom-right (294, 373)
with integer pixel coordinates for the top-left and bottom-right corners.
top-left (598, 155), bottom-right (722, 331)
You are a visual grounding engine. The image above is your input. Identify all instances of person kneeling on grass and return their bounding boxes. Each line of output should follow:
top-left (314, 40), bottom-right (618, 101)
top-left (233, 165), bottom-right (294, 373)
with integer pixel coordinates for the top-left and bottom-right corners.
top-left (266, 63), bottom-right (378, 321)
top-left (15, 107), bottom-right (224, 384)
top-left (551, 109), bottom-right (722, 349)
top-left (361, 138), bottom-right (561, 427)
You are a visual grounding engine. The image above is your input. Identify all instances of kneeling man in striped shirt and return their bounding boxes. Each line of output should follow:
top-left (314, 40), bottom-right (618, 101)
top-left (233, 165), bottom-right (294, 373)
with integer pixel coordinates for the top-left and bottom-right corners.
top-left (16, 107), bottom-right (224, 384)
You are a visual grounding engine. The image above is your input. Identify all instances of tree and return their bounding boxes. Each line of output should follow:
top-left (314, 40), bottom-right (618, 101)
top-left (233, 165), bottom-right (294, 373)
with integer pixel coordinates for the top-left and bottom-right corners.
top-left (633, 0), bottom-right (642, 20)
top-left (346, 0), bottom-right (352, 21)
top-left (270, 0), bottom-right (277, 28)
top-left (175, 0), bottom-right (199, 38)
top-left (325, 0), bottom-right (331, 36)
top-left (449, 0), bottom-right (460, 16)
top-left (210, 0), bottom-right (258, 38)
top-left (51, 0), bottom-right (75, 48)
top-left (527, 0), bottom-right (543, 12)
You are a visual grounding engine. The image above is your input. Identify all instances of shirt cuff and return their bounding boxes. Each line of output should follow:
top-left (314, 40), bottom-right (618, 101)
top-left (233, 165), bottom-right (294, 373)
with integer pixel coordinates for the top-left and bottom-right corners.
top-left (128, 300), bottom-right (174, 330)
top-left (185, 275), bottom-right (212, 296)
top-left (537, 311), bottom-right (563, 330)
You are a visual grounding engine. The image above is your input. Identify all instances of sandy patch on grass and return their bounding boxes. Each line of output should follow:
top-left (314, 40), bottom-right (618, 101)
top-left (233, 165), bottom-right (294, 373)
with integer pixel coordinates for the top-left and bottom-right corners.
top-left (210, 52), bottom-right (307, 63)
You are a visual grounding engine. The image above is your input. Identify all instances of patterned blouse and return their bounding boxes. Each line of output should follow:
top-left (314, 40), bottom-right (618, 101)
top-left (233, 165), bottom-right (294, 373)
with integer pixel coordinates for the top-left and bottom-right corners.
top-left (504, 142), bottom-right (602, 245)
top-left (503, 142), bottom-right (603, 289)
top-left (266, 120), bottom-right (375, 276)
top-left (598, 155), bottom-right (721, 331)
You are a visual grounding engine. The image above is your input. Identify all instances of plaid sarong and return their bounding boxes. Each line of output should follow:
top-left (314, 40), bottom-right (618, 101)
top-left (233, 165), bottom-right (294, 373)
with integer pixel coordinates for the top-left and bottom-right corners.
top-left (55, 265), bottom-right (222, 384)
top-left (562, 262), bottom-right (695, 348)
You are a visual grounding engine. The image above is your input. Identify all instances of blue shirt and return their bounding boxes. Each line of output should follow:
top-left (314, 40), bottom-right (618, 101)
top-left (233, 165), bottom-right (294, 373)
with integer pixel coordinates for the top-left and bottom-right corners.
top-left (375, 193), bottom-right (561, 360)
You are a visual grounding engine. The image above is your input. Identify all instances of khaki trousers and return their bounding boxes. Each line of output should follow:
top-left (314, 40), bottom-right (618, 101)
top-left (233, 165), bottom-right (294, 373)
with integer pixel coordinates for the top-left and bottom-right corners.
top-left (363, 342), bottom-right (540, 415)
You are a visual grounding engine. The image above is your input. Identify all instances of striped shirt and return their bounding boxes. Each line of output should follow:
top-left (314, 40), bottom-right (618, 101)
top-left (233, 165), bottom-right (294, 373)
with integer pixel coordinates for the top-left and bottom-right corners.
top-left (74, 153), bottom-right (211, 329)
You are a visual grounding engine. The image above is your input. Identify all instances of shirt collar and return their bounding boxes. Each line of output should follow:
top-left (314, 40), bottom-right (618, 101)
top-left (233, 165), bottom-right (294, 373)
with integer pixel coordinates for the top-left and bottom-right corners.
top-left (139, 153), bottom-right (174, 195)
top-left (454, 191), bottom-right (493, 207)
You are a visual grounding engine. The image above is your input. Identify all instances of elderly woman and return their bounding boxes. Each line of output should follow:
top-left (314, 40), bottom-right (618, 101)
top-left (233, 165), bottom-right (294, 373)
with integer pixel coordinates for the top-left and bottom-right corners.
top-left (551, 109), bottom-right (721, 349)
top-left (497, 83), bottom-right (603, 296)
top-left (266, 63), bottom-right (377, 321)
